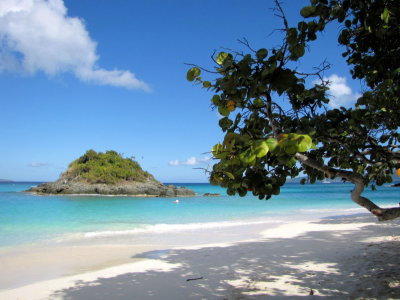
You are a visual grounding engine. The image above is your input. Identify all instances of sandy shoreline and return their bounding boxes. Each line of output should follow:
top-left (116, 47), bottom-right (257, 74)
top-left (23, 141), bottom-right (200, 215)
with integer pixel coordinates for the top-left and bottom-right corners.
top-left (1, 213), bottom-right (399, 299)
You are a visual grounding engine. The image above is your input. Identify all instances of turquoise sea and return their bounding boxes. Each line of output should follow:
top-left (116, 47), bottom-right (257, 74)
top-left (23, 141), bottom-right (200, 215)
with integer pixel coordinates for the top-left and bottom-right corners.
top-left (0, 182), bottom-right (399, 249)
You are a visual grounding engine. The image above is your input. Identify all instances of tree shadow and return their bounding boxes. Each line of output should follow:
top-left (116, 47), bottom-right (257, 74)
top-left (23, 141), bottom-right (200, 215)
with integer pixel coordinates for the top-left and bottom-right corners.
top-left (51, 215), bottom-right (400, 299)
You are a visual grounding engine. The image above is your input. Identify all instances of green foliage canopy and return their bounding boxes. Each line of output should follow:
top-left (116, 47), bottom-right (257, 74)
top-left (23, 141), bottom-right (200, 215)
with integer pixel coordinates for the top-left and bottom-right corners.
top-left (65, 150), bottom-right (153, 184)
top-left (188, 0), bottom-right (400, 220)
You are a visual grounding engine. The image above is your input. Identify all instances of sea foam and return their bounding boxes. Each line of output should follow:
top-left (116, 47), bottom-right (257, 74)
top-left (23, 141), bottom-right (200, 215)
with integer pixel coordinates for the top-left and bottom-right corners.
top-left (83, 219), bottom-right (280, 239)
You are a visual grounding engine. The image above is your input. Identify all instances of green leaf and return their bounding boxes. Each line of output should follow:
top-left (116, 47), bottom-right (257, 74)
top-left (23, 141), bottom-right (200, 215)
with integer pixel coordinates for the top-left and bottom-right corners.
top-left (227, 188), bottom-right (235, 196)
top-left (262, 61), bottom-right (277, 78)
top-left (338, 29), bottom-right (350, 45)
top-left (238, 188), bottom-right (247, 197)
top-left (296, 134), bottom-right (312, 152)
top-left (216, 52), bottom-right (230, 65)
top-left (239, 148), bottom-right (256, 164)
top-left (271, 185), bottom-right (280, 195)
top-left (187, 67), bottom-right (201, 81)
top-left (256, 48), bottom-right (268, 60)
top-left (211, 95), bottom-right (221, 106)
top-left (253, 140), bottom-right (269, 158)
top-left (286, 157), bottom-right (297, 167)
top-left (278, 133), bottom-right (312, 154)
top-left (381, 7), bottom-right (390, 24)
top-left (298, 21), bottom-right (308, 31)
top-left (203, 81), bottom-right (211, 88)
top-left (300, 6), bottom-right (316, 18)
top-left (284, 143), bottom-right (298, 154)
top-left (286, 28), bottom-right (298, 46)
top-left (218, 106), bottom-right (230, 117)
top-left (265, 138), bottom-right (278, 152)
top-left (253, 98), bottom-right (264, 108)
top-left (290, 44), bottom-right (305, 60)
top-left (212, 143), bottom-right (227, 159)
top-left (219, 117), bottom-right (233, 131)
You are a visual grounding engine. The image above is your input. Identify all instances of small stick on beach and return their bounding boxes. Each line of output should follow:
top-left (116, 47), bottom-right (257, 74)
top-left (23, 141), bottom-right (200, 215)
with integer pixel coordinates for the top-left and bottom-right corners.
top-left (186, 277), bottom-right (204, 282)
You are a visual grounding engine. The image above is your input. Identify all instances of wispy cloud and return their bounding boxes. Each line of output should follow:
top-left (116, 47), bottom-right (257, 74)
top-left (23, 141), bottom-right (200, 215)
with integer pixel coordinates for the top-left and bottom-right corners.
top-left (169, 156), bottom-right (211, 166)
top-left (315, 74), bottom-right (360, 108)
top-left (28, 162), bottom-right (50, 167)
top-left (0, 0), bottom-right (149, 91)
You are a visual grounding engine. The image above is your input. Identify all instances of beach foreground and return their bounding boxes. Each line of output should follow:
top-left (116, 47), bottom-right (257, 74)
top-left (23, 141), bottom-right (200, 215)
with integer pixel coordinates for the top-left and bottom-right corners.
top-left (1, 214), bottom-right (399, 300)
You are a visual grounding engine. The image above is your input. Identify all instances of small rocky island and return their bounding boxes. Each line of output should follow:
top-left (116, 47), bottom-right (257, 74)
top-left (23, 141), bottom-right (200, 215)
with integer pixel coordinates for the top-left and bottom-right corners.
top-left (27, 150), bottom-right (195, 197)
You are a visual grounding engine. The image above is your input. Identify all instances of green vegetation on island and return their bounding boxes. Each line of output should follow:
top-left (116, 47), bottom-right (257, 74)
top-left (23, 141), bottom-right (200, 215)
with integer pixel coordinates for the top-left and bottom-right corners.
top-left (63, 150), bottom-right (154, 184)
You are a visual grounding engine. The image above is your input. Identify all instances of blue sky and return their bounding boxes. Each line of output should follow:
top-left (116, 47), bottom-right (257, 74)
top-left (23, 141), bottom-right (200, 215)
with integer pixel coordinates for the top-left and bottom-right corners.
top-left (0, 0), bottom-right (361, 182)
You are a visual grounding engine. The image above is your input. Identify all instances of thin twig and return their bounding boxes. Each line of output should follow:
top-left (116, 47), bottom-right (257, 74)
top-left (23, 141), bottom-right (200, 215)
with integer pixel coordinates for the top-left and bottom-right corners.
top-left (237, 38), bottom-right (256, 53)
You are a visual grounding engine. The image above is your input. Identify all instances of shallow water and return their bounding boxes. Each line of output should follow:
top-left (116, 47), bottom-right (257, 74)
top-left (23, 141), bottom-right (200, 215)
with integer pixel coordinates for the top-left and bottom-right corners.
top-left (0, 181), bottom-right (398, 248)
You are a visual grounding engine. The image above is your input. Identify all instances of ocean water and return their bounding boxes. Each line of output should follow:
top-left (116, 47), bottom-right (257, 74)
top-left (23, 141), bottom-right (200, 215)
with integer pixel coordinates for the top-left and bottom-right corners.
top-left (0, 182), bottom-right (398, 249)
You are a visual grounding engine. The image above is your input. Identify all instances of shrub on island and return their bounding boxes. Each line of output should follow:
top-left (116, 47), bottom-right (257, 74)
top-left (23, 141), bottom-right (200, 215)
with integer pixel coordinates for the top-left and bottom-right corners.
top-left (64, 150), bottom-right (153, 184)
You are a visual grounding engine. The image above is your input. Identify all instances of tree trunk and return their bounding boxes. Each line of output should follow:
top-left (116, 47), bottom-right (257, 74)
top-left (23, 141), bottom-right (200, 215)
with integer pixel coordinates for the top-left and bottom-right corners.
top-left (295, 153), bottom-right (400, 221)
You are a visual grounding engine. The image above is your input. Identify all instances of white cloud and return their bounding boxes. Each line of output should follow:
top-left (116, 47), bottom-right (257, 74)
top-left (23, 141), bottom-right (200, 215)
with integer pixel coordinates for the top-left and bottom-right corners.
top-left (168, 160), bottom-right (180, 166)
top-left (28, 162), bottom-right (50, 167)
top-left (169, 156), bottom-right (211, 166)
top-left (0, 0), bottom-right (149, 90)
top-left (317, 74), bottom-right (361, 108)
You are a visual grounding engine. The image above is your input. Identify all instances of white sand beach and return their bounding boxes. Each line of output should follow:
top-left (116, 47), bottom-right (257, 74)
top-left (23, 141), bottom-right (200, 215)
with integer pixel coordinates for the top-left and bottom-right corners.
top-left (1, 214), bottom-right (399, 300)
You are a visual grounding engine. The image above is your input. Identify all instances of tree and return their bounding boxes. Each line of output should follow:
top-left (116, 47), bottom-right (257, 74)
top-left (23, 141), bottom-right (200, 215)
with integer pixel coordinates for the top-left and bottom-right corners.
top-left (187, 0), bottom-right (400, 221)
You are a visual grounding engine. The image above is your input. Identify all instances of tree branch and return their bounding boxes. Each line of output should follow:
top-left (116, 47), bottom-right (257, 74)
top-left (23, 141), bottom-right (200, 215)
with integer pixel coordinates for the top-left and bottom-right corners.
top-left (273, 0), bottom-right (289, 30)
top-left (295, 153), bottom-right (400, 221)
top-left (237, 38), bottom-right (256, 53)
top-left (184, 63), bottom-right (219, 74)
top-left (265, 92), bottom-right (279, 136)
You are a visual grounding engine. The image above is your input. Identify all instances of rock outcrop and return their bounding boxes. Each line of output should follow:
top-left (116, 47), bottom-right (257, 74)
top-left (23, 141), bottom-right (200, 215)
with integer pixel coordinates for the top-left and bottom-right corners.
top-left (28, 179), bottom-right (195, 197)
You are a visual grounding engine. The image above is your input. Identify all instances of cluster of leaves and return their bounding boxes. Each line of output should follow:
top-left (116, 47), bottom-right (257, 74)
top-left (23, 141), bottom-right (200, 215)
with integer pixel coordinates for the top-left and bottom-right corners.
top-left (210, 132), bottom-right (313, 199)
top-left (65, 150), bottom-right (153, 184)
top-left (187, 0), bottom-right (400, 201)
top-left (188, 46), bottom-right (318, 199)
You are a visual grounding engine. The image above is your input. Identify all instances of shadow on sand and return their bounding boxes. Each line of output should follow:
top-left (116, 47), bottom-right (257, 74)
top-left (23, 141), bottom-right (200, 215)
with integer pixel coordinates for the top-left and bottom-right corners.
top-left (51, 215), bottom-right (400, 299)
